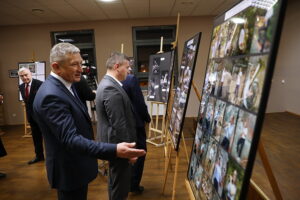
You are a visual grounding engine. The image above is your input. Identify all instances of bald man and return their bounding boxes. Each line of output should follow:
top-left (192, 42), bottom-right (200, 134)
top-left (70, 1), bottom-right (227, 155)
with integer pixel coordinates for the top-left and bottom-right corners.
top-left (18, 68), bottom-right (44, 164)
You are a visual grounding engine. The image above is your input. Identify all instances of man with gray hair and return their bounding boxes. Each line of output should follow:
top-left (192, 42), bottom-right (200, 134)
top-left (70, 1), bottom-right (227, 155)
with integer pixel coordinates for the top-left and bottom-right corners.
top-left (18, 67), bottom-right (44, 164)
top-left (96, 52), bottom-right (137, 200)
top-left (33, 43), bottom-right (145, 200)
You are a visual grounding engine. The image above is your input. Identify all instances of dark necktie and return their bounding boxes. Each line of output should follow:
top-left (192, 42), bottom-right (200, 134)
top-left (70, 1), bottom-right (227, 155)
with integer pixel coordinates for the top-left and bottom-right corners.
top-left (25, 84), bottom-right (29, 99)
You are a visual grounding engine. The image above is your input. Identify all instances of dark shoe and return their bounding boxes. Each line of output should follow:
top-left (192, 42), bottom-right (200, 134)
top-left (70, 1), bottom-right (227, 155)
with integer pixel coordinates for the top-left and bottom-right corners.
top-left (130, 186), bottom-right (144, 194)
top-left (0, 172), bottom-right (6, 178)
top-left (28, 157), bottom-right (44, 165)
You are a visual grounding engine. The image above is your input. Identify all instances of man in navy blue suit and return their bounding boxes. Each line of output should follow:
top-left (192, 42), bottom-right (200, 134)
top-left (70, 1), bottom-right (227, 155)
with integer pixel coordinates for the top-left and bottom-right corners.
top-left (18, 67), bottom-right (44, 164)
top-left (33, 43), bottom-right (145, 200)
top-left (122, 73), bottom-right (151, 194)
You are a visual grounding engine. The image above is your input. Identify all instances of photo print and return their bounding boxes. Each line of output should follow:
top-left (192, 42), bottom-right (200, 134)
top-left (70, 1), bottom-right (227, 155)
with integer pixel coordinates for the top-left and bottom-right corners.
top-left (222, 158), bottom-right (244, 200)
top-left (250, 3), bottom-right (280, 53)
top-left (199, 172), bottom-right (214, 200)
top-left (220, 105), bottom-right (239, 152)
top-left (228, 58), bottom-right (248, 105)
top-left (147, 51), bottom-right (173, 103)
top-left (168, 33), bottom-right (201, 150)
top-left (241, 55), bottom-right (267, 112)
top-left (231, 110), bottom-right (256, 168)
top-left (211, 100), bottom-right (226, 142)
top-left (212, 147), bottom-right (229, 198)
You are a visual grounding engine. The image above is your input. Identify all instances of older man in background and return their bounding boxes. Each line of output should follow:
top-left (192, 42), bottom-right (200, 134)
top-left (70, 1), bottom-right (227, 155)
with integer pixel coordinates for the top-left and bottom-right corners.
top-left (18, 67), bottom-right (44, 164)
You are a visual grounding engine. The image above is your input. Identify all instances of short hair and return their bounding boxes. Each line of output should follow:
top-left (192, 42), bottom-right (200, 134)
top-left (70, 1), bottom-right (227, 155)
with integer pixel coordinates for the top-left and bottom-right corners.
top-left (18, 67), bottom-right (30, 75)
top-left (50, 43), bottom-right (80, 63)
top-left (106, 52), bottom-right (129, 70)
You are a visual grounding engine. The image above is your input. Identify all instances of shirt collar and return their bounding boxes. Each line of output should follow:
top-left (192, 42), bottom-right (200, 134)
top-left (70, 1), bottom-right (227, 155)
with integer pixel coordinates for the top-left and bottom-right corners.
top-left (50, 71), bottom-right (73, 91)
top-left (106, 73), bottom-right (122, 87)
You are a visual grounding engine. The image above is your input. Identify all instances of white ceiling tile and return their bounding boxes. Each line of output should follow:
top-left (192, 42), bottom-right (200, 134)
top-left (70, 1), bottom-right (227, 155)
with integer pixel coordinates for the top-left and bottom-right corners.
top-left (150, 0), bottom-right (174, 17)
top-left (170, 0), bottom-right (199, 16)
top-left (123, 0), bottom-right (149, 18)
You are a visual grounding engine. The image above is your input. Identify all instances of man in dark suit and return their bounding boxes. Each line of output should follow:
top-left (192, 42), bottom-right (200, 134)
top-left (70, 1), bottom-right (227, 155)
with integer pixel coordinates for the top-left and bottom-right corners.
top-left (96, 52), bottom-right (137, 200)
top-left (18, 67), bottom-right (44, 164)
top-left (33, 43), bottom-right (145, 200)
top-left (122, 73), bottom-right (151, 194)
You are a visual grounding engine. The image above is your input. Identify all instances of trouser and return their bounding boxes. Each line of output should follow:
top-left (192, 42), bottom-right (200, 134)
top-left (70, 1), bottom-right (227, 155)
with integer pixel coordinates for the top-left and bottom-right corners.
top-left (108, 158), bottom-right (131, 200)
top-left (131, 127), bottom-right (147, 190)
top-left (57, 185), bottom-right (88, 200)
top-left (28, 117), bottom-right (44, 158)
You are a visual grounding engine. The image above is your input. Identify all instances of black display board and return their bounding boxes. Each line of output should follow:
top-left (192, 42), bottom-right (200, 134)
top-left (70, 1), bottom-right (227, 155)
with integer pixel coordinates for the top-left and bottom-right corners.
top-left (147, 51), bottom-right (174, 103)
top-left (187, 1), bottom-right (286, 199)
top-left (168, 32), bottom-right (201, 150)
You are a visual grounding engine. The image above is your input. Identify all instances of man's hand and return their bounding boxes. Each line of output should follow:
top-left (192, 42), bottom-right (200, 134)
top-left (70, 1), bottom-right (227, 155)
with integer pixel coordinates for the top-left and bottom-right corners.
top-left (116, 142), bottom-right (146, 159)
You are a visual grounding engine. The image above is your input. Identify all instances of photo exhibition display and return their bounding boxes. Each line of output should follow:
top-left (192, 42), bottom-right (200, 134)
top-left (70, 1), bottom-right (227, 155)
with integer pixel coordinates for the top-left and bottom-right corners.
top-left (147, 51), bottom-right (174, 103)
top-left (168, 33), bottom-right (201, 150)
top-left (187, 0), bottom-right (286, 199)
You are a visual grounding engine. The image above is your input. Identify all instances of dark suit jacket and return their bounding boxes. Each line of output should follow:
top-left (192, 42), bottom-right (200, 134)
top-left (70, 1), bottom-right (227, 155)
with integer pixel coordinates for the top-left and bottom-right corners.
top-left (33, 75), bottom-right (116, 191)
top-left (96, 75), bottom-right (136, 144)
top-left (73, 75), bottom-right (96, 106)
top-left (19, 79), bottom-right (43, 122)
top-left (122, 74), bottom-right (151, 128)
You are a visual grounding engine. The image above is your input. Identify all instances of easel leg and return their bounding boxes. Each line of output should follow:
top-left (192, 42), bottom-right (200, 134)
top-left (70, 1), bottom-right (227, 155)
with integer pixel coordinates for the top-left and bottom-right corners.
top-left (172, 151), bottom-right (180, 200)
top-left (258, 141), bottom-right (283, 200)
top-left (181, 132), bottom-right (189, 164)
top-left (162, 147), bottom-right (173, 194)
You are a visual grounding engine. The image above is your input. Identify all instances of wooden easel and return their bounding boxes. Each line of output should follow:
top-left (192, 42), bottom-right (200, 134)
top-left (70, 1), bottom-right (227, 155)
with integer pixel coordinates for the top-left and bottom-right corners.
top-left (146, 101), bottom-right (166, 146)
top-left (146, 36), bottom-right (168, 147)
top-left (185, 82), bottom-right (283, 200)
top-left (22, 102), bottom-right (31, 138)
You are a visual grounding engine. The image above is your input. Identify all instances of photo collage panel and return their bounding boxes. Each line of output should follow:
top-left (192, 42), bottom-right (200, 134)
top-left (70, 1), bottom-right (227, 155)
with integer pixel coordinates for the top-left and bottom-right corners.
top-left (188, 1), bottom-right (284, 199)
top-left (169, 33), bottom-right (201, 150)
top-left (147, 51), bottom-right (173, 103)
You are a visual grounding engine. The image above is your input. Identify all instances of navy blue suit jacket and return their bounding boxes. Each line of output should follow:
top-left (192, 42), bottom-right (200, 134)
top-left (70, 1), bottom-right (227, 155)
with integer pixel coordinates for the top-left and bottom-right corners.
top-left (122, 74), bottom-right (151, 128)
top-left (33, 75), bottom-right (116, 191)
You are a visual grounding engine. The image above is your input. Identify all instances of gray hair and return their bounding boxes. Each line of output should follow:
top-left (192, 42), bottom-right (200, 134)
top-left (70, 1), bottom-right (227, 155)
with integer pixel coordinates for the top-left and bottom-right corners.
top-left (50, 43), bottom-right (80, 63)
top-left (106, 52), bottom-right (129, 70)
top-left (18, 67), bottom-right (30, 75)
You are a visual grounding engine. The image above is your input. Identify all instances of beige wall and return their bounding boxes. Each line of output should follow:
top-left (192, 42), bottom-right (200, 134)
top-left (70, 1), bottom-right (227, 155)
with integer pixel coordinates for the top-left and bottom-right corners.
top-left (266, 0), bottom-right (300, 114)
top-left (0, 16), bottom-right (214, 125)
top-left (1, 1), bottom-right (299, 125)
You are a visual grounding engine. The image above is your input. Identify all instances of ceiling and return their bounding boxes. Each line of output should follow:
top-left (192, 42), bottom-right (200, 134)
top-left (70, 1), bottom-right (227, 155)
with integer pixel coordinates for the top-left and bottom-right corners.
top-left (0, 0), bottom-right (239, 26)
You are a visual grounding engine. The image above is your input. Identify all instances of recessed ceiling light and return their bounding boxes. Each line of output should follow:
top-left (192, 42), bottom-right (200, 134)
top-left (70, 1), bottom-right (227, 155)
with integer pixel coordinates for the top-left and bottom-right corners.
top-left (98, 0), bottom-right (117, 2)
top-left (230, 17), bottom-right (246, 24)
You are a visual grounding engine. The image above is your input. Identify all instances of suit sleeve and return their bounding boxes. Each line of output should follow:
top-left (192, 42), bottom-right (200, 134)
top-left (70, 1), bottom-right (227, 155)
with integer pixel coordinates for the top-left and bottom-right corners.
top-left (38, 95), bottom-right (116, 160)
top-left (132, 76), bottom-right (151, 123)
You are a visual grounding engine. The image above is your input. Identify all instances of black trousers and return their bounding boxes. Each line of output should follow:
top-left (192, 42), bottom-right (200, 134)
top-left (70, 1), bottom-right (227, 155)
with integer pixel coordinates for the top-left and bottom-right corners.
top-left (57, 185), bottom-right (88, 200)
top-left (131, 127), bottom-right (147, 190)
top-left (28, 116), bottom-right (44, 158)
top-left (0, 137), bottom-right (7, 157)
top-left (108, 158), bottom-right (131, 200)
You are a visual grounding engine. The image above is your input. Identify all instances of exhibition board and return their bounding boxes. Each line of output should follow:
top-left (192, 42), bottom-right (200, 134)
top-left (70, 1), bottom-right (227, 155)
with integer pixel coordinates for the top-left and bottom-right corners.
top-left (187, 0), bottom-right (286, 199)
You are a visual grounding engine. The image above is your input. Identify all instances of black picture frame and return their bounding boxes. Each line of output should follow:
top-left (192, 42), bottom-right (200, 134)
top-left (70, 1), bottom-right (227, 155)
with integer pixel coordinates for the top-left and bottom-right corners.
top-left (8, 69), bottom-right (19, 78)
top-left (168, 32), bottom-right (201, 151)
top-left (147, 51), bottom-right (174, 103)
top-left (187, 1), bottom-right (287, 199)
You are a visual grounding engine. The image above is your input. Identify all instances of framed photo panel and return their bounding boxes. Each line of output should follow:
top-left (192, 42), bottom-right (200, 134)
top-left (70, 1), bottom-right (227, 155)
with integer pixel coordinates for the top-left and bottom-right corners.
top-left (168, 32), bottom-right (201, 151)
top-left (147, 51), bottom-right (174, 103)
top-left (18, 61), bottom-right (46, 101)
top-left (187, 0), bottom-right (286, 199)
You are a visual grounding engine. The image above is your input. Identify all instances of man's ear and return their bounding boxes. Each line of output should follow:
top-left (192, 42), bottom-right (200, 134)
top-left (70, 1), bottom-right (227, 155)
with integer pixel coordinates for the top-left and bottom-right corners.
top-left (51, 62), bottom-right (60, 71)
